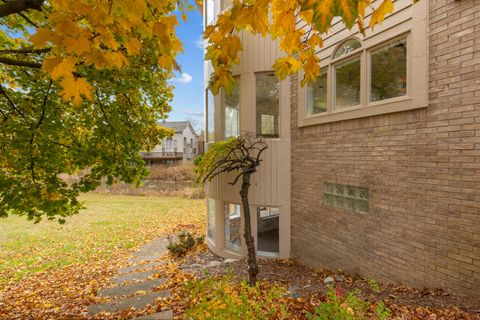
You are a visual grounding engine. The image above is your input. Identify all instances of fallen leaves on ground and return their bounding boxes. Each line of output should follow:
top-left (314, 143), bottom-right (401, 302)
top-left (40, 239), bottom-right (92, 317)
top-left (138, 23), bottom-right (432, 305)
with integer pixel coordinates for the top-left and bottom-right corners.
top-left (0, 194), bottom-right (205, 319)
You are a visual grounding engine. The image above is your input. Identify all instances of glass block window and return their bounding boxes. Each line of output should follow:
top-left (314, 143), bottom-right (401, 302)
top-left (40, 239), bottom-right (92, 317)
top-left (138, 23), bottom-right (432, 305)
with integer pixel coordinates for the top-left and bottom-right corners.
top-left (323, 182), bottom-right (369, 213)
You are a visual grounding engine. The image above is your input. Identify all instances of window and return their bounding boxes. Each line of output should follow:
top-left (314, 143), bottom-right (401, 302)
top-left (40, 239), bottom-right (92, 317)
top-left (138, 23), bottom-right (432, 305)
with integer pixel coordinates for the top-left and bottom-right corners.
top-left (370, 38), bottom-right (407, 102)
top-left (222, 0), bottom-right (233, 10)
top-left (206, 89), bottom-right (215, 142)
top-left (333, 38), bottom-right (361, 58)
top-left (334, 55), bottom-right (361, 109)
top-left (307, 72), bottom-right (327, 115)
top-left (257, 207), bottom-right (279, 255)
top-left (224, 77), bottom-right (240, 138)
top-left (298, 29), bottom-right (425, 127)
top-left (207, 198), bottom-right (216, 241)
top-left (256, 72), bottom-right (279, 138)
top-left (323, 182), bottom-right (369, 214)
top-left (206, 0), bottom-right (215, 26)
top-left (224, 203), bottom-right (241, 252)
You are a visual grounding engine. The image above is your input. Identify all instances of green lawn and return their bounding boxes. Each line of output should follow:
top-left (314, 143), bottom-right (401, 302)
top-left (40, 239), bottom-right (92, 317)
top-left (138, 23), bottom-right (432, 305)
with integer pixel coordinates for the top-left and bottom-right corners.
top-left (0, 194), bottom-right (205, 289)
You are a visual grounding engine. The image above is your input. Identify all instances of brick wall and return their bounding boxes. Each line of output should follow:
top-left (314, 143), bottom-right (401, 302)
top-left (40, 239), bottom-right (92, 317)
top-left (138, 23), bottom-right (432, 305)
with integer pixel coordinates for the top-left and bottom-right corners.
top-left (290, 0), bottom-right (480, 296)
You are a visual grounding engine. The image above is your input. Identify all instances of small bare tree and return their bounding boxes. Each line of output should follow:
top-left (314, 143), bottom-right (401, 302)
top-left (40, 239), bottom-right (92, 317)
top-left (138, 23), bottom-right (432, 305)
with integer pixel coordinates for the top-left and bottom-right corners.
top-left (196, 134), bottom-right (268, 285)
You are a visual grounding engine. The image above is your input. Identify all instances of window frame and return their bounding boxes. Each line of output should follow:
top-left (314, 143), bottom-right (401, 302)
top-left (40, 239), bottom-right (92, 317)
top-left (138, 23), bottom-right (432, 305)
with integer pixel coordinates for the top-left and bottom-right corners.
top-left (297, 0), bottom-right (429, 127)
top-left (255, 71), bottom-right (280, 139)
top-left (331, 44), bottom-right (363, 111)
top-left (256, 206), bottom-right (280, 257)
top-left (223, 202), bottom-right (242, 253)
top-left (205, 88), bottom-right (215, 143)
top-left (207, 198), bottom-right (216, 243)
top-left (223, 75), bottom-right (240, 139)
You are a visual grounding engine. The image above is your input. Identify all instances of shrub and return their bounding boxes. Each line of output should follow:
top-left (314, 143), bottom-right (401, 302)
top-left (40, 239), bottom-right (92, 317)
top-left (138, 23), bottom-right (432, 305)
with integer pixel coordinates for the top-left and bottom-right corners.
top-left (307, 286), bottom-right (391, 320)
top-left (167, 231), bottom-right (204, 257)
top-left (193, 155), bottom-right (203, 166)
top-left (184, 275), bottom-right (291, 319)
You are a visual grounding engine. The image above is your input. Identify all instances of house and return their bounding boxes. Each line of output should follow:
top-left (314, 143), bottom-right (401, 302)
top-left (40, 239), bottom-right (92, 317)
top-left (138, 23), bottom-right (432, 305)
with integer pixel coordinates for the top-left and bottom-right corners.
top-left (141, 121), bottom-right (198, 165)
top-left (203, 0), bottom-right (480, 297)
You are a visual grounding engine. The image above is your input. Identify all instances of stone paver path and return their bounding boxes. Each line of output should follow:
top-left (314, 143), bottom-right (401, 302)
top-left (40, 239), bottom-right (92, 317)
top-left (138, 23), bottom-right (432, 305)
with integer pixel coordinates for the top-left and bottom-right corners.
top-left (86, 237), bottom-right (173, 319)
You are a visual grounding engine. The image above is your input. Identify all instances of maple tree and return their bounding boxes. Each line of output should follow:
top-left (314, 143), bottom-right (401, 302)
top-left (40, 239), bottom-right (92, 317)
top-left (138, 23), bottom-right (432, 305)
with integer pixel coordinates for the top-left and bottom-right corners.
top-left (0, 0), bottom-right (192, 221)
top-left (205, 0), bottom-right (420, 94)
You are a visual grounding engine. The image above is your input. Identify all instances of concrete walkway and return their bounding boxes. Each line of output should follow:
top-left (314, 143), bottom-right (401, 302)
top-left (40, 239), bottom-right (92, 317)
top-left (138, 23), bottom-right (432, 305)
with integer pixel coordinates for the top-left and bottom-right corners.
top-left (86, 238), bottom-right (173, 320)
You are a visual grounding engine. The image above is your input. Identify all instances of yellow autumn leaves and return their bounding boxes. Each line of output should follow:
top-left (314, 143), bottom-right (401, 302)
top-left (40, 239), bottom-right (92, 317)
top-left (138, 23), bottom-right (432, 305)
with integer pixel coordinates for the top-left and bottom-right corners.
top-left (205, 0), bottom-right (403, 93)
top-left (28, 0), bottom-right (185, 106)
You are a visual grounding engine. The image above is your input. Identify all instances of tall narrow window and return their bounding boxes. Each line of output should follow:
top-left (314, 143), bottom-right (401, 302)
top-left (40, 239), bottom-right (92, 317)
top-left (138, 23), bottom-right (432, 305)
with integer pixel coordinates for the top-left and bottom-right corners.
top-left (333, 39), bottom-right (362, 110)
top-left (224, 77), bottom-right (240, 138)
top-left (370, 38), bottom-right (407, 102)
top-left (207, 198), bottom-right (216, 242)
top-left (334, 56), bottom-right (361, 109)
top-left (257, 207), bottom-right (279, 255)
top-left (224, 203), bottom-right (241, 251)
top-left (207, 90), bottom-right (215, 142)
top-left (256, 72), bottom-right (279, 138)
top-left (307, 72), bottom-right (328, 115)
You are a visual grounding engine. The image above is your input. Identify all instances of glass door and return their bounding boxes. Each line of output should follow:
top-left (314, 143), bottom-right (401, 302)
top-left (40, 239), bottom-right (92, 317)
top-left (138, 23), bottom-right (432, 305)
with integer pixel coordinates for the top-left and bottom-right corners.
top-left (257, 207), bottom-right (279, 256)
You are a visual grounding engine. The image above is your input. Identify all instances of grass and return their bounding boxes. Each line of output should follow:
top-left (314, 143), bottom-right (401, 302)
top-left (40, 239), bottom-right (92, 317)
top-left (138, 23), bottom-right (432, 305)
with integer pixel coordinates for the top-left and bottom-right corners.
top-left (0, 193), bottom-right (205, 289)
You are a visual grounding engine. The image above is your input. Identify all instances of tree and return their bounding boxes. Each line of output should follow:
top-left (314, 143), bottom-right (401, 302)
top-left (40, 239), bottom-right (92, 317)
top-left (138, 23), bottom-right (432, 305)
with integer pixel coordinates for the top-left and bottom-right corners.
top-left (204, 0), bottom-right (420, 94)
top-left (196, 134), bottom-right (268, 285)
top-left (0, 0), bottom-right (191, 221)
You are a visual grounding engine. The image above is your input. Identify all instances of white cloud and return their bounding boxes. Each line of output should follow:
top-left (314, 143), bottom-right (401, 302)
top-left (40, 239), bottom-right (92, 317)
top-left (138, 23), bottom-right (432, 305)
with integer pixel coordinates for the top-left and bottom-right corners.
top-left (194, 36), bottom-right (204, 50)
top-left (174, 73), bottom-right (193, 84)
top-left (184, 109), bottom-right (204, 117)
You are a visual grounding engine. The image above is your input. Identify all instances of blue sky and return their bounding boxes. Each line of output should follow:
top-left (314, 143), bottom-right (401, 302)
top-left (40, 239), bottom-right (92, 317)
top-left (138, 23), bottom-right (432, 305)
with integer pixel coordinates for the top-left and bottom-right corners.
top-left (169, 4), bottom-right (205, 132)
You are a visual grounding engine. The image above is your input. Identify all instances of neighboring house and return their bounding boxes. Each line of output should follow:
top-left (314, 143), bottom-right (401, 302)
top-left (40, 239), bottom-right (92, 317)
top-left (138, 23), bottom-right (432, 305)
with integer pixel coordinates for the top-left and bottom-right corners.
top-left (197, 130), bottom-right (206, 156)
top-left (141, 121), bottom-right (198, 165)
top-left (204, 0), bottom-right (480, 297)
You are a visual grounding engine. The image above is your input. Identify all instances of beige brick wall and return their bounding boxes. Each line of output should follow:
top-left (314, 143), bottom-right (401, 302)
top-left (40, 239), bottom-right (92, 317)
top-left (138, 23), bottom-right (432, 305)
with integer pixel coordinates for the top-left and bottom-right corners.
top-left (290, 0), bottom-right (480, 296)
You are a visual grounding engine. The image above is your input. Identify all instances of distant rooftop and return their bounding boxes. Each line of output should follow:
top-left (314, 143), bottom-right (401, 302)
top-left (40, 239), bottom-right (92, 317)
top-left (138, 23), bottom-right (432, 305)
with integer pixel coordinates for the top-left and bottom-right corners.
top-left (160, 121), bottom-right (196, 135)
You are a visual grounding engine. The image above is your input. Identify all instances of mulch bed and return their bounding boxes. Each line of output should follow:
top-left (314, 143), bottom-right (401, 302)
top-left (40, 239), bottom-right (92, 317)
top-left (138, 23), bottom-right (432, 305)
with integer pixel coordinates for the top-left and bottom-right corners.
top-left (179, 248), bottom-right (480, 319)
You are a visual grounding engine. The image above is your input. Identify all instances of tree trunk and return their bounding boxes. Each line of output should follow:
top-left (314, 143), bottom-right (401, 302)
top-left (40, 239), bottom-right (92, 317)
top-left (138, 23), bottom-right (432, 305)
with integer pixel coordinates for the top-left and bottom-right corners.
top-left (240, 170), bottom-right (258, 285)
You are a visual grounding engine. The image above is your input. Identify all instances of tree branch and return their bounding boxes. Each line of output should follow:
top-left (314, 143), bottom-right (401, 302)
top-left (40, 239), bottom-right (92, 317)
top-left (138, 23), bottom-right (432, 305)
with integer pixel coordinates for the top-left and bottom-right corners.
top-left (0, 0), bottom-right (44, 18)
top-left (0, 47), bottom-right (51, 54)
top-left (0, 85), bottom-right (26, 120)
top-left (0, 56), bottom-right (42, 68)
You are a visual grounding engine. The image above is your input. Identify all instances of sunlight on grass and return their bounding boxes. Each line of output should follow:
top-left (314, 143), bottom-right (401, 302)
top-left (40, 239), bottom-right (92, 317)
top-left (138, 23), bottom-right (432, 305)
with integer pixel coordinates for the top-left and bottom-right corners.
top-left (0, 194), bottom-right (205, 289)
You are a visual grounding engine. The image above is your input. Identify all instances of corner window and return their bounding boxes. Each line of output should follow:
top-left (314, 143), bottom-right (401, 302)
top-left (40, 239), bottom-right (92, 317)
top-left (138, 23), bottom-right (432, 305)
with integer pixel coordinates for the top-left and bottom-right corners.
top-left (224, 203), bottom-right (241, 252)
top-left (207, 198), bottom-right (216, 242)
top-left (370, 38), bottom-right (407, 102)
top-left (256, 72), bottom-right (279, 138)
top-left (224, 76), bottom-right (240, 138)
top-left (257, 207), bottom-right (279, 255)
top-left (206, 90), bottom-right (215, 143)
